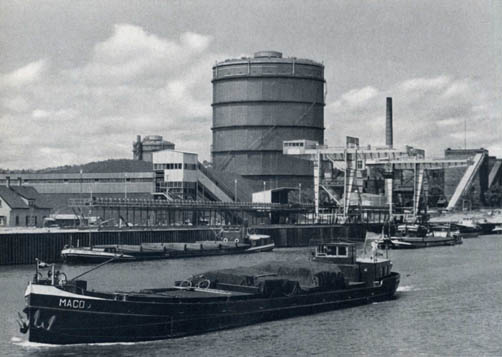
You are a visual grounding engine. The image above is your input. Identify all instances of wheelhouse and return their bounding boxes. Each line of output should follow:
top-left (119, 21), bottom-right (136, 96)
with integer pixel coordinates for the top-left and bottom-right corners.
top-left (249, 235), bottom-right (274, 247)
top-left (313, 242), bottom-right (357, 264)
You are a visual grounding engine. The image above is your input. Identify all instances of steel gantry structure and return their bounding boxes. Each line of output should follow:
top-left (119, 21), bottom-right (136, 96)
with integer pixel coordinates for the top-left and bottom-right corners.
top-left (283, 139), bottom-right (473, 222)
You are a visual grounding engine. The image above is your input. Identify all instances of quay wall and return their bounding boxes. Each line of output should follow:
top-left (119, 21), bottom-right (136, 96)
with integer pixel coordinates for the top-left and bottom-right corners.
top-left (0, 224), bottom-right (364, 265)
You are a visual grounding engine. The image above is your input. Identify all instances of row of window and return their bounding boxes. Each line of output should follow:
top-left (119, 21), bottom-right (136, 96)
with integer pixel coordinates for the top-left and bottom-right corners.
top-left (153, 163), bottom-right (197, 170)
top-left (317, 245), bottom-right (348, 257)
top-left (284, 142), bottom-right (305, 147)
top-left (157, 181), bottom-right (197, 189)
top-left (14, 215), bottom-right (39, 226)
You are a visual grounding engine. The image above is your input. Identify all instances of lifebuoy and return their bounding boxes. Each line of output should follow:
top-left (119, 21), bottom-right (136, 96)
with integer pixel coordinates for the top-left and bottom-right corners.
top-left (223, 238), bottom-right (228, 243)
top-left (197, 279), bottom-right (211, 289)
top-left (234, 238), bottom-right (239, 243)
top-left (57, 272), bottom-right (67, 286)
top-left (180, 280), bottom-right (192, 288)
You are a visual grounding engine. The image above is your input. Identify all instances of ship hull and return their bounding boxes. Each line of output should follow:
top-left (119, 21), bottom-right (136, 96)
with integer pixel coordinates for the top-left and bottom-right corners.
top-left (386, 236), bottom-right (461, 249)
top-left (25, 273), bottom-right (399, 345)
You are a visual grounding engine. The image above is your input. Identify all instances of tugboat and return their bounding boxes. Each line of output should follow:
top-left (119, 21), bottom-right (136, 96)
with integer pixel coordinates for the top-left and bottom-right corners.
top-left (19, 241), bottom-right (399, 345)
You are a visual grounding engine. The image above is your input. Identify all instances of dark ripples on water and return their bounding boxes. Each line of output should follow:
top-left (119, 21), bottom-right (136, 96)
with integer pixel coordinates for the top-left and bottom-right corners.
top-left (3, 236), bottom-right (502, 356)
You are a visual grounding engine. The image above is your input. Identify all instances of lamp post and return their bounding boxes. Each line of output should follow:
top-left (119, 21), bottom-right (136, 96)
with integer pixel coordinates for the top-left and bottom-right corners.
top-left (124, 173), bottom-right (128, 199)
top-left (234, 179), bottom-right (238, 202)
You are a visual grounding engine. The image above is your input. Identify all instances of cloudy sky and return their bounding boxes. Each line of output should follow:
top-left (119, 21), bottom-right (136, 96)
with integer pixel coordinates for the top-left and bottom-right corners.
top-left (0, 0), bottom-right (500, 169)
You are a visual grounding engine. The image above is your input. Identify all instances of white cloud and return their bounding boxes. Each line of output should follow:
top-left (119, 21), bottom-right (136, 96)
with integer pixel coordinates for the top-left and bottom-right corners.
top-left (32, 109), bottom-right (50, 118)
top-left (32, 108), bottom-right (78, 120)
top-left (0, 59), bottom-right (47, 88)
top-left (0, 24), bottom-right (219, 169)
top-left (326, 75), bottom-right (499, 158)
top-left (180, 32), bottom-right (212, 51)
top-left (72, 24), bottom-right (214, 85)
top-left (328, 86), bottom-right (378, 111)
top-left (441, 80), bottom-right (470, 99)
top-left (399, 75), bottom-right (450, 93)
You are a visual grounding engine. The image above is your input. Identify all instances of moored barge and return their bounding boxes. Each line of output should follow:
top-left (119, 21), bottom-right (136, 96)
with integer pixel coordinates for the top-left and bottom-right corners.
top-left (61, 230), bottom-right (275, 264)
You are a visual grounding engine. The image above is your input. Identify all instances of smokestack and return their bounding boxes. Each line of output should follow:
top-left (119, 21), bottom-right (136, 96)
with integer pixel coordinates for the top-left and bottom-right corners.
top-left (386, 97), bottom-right (393, 148)
top-left (6, 176), bottom-right (10, 188)
top-left (18, 177), bottom-right (22, 186)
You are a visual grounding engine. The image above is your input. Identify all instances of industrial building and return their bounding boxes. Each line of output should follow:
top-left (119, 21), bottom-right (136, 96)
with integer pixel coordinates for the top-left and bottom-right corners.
top-left (0, 149), bottom-right (257, 213)
top-left (133, 135), bottom-right (175, 162)
top-left (152, 149), bottom-right (256, 202)
top-left (212, 51), bottom-right (325, 190)
top-left (0, 172), bottom-right (154, 195)
top-left (152, 150), bottom-right (199, 200)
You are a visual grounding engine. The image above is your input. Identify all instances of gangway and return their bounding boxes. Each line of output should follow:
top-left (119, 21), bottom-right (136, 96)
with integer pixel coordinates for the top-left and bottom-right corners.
top-left (446, 152), bottom-right (486, 210)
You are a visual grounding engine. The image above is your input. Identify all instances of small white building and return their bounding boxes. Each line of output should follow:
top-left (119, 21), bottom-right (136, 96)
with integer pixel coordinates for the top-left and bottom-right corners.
top-left (152, 150), bottom-right (199, 200)
top-left (0, 185), bottom-right (52, 227)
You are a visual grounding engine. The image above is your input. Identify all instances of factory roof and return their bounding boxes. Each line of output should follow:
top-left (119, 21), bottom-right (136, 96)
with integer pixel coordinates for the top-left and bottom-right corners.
top-left (8, 159), bottom-right (153, 174)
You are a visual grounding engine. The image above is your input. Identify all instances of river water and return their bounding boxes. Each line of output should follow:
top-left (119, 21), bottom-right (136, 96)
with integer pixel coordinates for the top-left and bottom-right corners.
top-left (2, 235), bottom-right (502, 356)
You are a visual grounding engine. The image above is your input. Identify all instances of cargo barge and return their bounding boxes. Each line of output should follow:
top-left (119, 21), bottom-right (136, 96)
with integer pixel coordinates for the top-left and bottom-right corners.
top-left (19, 241), bottom-right (399, 344)
top-left (61, 233), bottom-right (275, 264)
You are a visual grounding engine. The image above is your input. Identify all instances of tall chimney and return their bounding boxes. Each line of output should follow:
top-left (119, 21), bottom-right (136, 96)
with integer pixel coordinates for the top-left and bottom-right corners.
top-left (18, 177), bottom-right (22, 186)
top-left (6, 176), bottom-right (10, 188)
top-left (386, 97), bottom-right (393, 148)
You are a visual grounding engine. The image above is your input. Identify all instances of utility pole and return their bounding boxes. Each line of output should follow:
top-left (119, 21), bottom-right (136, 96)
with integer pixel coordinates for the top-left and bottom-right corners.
top-left (234, 179), bottom-right (238, 202)
top-left (80, 169), bottom-right (83, 200)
